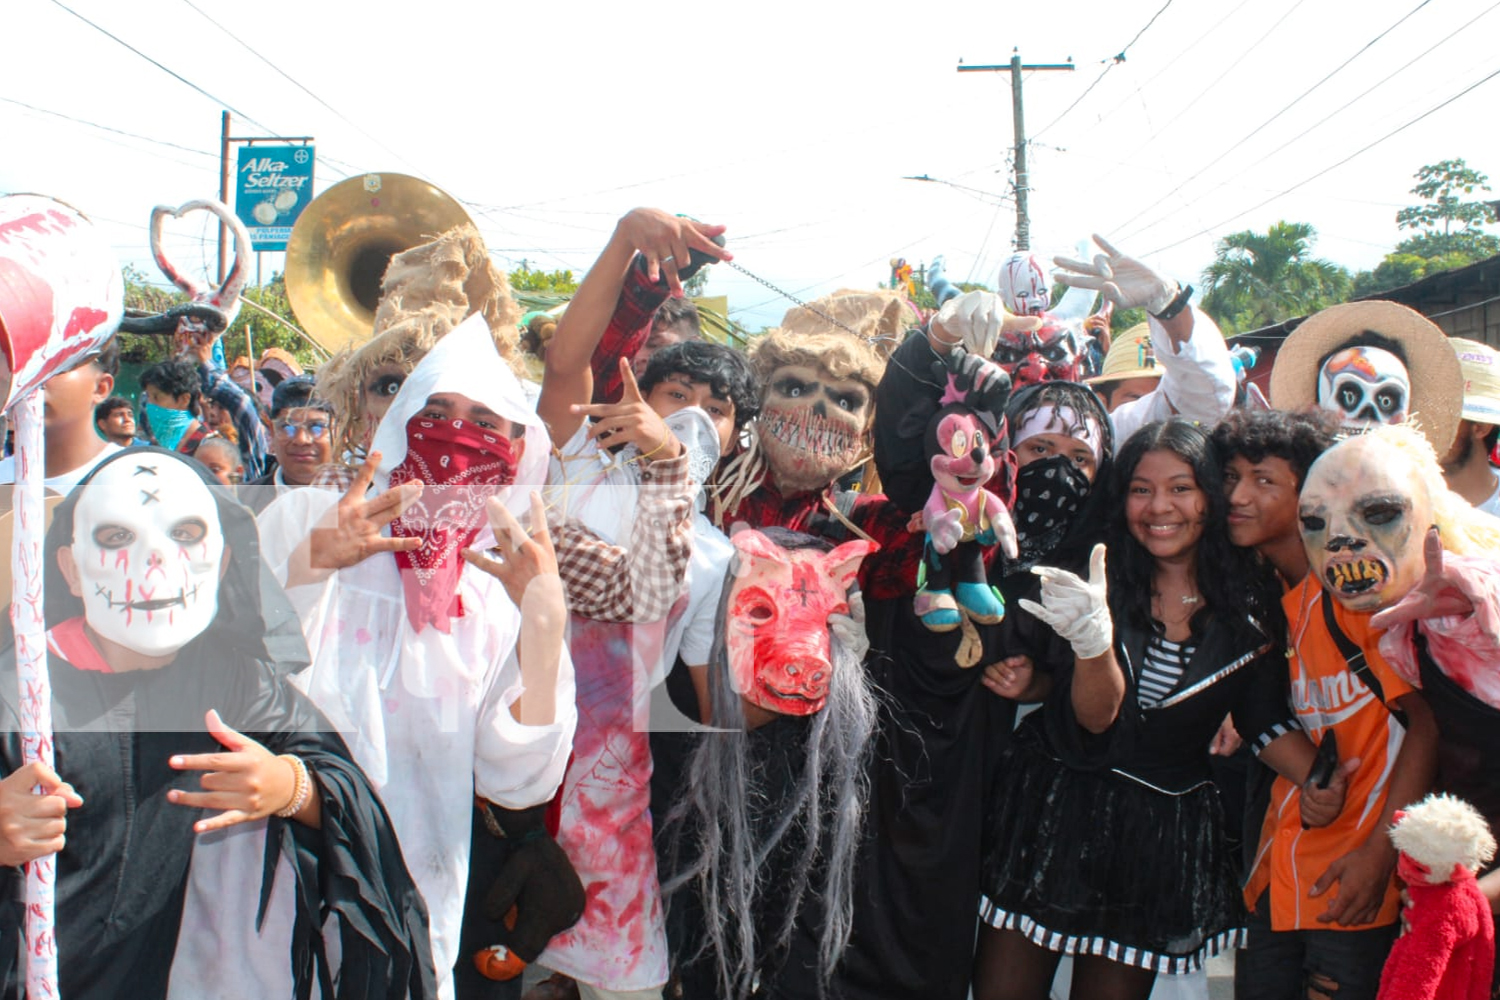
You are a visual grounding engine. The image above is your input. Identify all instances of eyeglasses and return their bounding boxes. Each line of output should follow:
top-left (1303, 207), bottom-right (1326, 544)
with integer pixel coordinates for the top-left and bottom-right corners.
top-left (275, 419), bottom-right (330, 440)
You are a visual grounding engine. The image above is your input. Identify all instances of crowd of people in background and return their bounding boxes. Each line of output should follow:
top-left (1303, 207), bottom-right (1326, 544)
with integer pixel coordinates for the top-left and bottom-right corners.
top-left (3, 206), bottom-right (1500, 1000)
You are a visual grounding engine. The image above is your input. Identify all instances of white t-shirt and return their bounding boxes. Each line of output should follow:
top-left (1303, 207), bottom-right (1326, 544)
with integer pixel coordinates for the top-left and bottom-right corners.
top-left (1477, 468), bottom-right (1500, 517)
top-left (0, 442), bottom-right (122, 494)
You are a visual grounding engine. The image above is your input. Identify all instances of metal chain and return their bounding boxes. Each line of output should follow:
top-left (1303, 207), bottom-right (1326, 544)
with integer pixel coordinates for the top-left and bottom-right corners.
top-left (721, 260), bottom-right (864, 338)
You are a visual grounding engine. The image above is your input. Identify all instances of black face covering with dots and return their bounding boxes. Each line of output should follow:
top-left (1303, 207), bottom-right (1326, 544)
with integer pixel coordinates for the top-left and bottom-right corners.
top-left (1009, 453), bottom-right (1090, 573)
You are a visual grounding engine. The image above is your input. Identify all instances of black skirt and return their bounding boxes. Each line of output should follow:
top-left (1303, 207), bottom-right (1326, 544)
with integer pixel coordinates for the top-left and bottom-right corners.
top-left (978, 734), bottom-right (1245, 974)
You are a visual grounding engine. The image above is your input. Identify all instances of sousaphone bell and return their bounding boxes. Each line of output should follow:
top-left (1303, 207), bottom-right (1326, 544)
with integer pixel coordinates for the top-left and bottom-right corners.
top-left (284, 173), bottom-right (472, 352)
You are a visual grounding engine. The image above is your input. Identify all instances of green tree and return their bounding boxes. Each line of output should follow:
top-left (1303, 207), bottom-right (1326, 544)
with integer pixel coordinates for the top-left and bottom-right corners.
top-left (507, 265), bottom-right (578, 296)
top-left (1352, 160), bottom-right (1499, 295)
top-left (118, 265), bottom-right (325, 368)
top-left (1394, 158), bottom-right (1499, 257)
top-left (1199, 221), bottom-right (1352, 333)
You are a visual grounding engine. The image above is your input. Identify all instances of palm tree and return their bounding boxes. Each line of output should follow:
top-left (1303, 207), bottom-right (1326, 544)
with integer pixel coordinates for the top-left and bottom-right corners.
top-left (1200, 222), bottom-right (1351, 334)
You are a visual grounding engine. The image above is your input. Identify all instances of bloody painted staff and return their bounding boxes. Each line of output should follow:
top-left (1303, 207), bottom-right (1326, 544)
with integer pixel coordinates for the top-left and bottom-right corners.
top-left (0, 195), bottom-right (123, 997)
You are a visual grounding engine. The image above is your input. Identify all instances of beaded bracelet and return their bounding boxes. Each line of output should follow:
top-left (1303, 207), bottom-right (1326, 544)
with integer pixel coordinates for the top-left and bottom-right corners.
top-left (275, 754), bottom-right (313, 818)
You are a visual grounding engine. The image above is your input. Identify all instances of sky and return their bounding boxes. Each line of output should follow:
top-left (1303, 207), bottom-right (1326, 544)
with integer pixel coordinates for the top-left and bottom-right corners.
top-left (6, 0), bottom-right (1500, 338)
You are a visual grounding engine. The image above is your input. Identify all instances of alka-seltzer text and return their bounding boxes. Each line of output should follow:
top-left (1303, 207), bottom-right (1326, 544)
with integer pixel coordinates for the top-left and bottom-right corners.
top-left (239, 157), bottom-right (309, 190)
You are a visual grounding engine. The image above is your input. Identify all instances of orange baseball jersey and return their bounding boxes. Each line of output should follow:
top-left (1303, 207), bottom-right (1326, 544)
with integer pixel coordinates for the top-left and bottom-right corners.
top-left (1244, 577), bottom-right (1414, 931)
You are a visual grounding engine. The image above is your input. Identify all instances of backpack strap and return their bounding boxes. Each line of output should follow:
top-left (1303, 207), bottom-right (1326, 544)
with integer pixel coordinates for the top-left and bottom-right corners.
top-left (1319, 589), bottom-right (1408, 728)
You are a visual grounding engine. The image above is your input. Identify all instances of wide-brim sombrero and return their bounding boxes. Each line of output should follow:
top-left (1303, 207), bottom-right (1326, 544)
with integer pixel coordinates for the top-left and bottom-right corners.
top-left (1269, 300), bottom-right (1462, 454)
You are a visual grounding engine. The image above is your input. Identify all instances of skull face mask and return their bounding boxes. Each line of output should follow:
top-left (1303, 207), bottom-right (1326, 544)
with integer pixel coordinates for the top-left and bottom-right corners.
top-left (1316, 346), bottom-right (1410, 434)
top-left (726, 529), bottom-right (875, 716)
top-left (67, 456), bottom-right (225, 656)
top-left (1298, 435), bottom-right (1430, 612)
top-left (999, 252), bottom-right (1051, 316)
top-left (992, 319), bottom-right (1081, 388)
top-left (758, 363), bottom-right (871, 495)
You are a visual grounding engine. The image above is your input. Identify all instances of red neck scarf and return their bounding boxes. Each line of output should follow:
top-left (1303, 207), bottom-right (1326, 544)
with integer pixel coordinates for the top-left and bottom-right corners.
top-left (388, 417), bottom-right (519, 633)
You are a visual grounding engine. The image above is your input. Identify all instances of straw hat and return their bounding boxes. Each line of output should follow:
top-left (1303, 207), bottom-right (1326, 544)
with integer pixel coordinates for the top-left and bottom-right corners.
top-left (1085, 323), bottom-right (1159, 385)
top-left (1450, 337), bottom-right (1500, 426)
top-left (1268, 300), bottom-right (1462, 453)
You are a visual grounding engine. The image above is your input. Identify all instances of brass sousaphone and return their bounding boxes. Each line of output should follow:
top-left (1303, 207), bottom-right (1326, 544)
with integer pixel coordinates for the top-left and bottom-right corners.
top-left (284, 172), bottom-right (472, 352)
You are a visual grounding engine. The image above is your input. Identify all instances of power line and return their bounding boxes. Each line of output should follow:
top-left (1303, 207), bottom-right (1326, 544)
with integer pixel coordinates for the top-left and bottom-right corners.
top-left (1143, 62), bottom-right (1500, 256)
top-left (1032, 0), bottom-right (1177, 141)
top-left (1109, 0), bottom-right (1436, 237)
top-left (44, 0), bottom-right (279, 135)
top-left (1111, 0), bottom-right (1311, 172)
top-left (0, 97), bottom-right (216, 159)
top-left (175, 0), bottom-right (431, 181)
top-left (1118, 0), bottom-right (1500, 244)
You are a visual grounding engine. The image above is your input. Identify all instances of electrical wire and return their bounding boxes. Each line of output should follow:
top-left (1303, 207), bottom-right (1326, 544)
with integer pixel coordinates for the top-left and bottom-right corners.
top-left (44, 0), bottom-right (281, 135)
top-left (0, 97), bottom-right (216, 159)
top-left (1031, 0), bottom-right (1177, 141)
top-left (176, 0), bottom-right (433, 181)
top-left (1111, 0), bottom-right (1311, 171)
top-left (1108, 0), bottom-right (1437, 237)
top-left (1143, 62), bottom-right (1500, 256)
top-left (1118, 0), bottom-right (1500, 244)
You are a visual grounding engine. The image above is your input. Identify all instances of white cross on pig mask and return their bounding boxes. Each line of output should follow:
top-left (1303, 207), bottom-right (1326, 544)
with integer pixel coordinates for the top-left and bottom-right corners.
top-left (65, 457), bottom-right (226, 656)
top-left (1316, 346), bottom-right (1410, 434)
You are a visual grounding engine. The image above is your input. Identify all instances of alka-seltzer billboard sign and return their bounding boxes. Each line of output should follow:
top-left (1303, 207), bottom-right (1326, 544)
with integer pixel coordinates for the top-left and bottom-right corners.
top-left (235, 145), bottom-right (315, 252)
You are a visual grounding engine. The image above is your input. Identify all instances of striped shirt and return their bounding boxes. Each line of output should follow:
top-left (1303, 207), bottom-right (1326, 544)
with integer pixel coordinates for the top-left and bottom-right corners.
top-left (1137, 633), bottom-right (1194, 707)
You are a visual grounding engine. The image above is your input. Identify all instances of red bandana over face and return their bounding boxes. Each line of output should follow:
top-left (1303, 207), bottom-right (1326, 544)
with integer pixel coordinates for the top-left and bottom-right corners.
top-left (388, 416), bottom-right (519, 632)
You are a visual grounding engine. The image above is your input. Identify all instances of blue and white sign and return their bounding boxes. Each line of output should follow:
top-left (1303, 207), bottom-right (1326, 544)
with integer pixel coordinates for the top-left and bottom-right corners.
top-left (234, 144), bottom-right (315, 251)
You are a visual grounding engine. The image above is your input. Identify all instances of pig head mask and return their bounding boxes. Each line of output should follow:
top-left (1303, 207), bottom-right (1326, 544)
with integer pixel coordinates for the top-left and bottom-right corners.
top-left (66, 455), bottom-right (226, 656)
top-left (1298, 433), bottom-right (1430, 613)
top-left (726, 529), bottom-right (876, 715)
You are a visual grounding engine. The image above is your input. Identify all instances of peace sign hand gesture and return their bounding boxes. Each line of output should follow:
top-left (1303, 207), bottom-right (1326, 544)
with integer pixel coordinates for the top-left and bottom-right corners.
top-left (570, 359), bottom-right (682, 461)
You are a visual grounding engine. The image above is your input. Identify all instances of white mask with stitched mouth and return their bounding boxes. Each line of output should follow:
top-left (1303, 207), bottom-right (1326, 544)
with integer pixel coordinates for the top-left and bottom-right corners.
top-left (66, 457), bottom-right (225, 656)
top-left (1316, 345), bottom-right (1411, 435)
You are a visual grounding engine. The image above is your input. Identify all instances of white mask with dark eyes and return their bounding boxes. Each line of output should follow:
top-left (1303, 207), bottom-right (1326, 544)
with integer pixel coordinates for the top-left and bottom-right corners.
top-left (998, 252), bottom-right (1050, 316)
top-left (1316, 346), bottom-right (1410, 433)
top-left (68, 458), bottom-right (224, 656)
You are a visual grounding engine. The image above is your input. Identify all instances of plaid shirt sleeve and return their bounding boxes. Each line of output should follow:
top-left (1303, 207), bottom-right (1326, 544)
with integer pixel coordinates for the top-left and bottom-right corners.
top-left (198, 362), bottom-right (271, 480)
top-left (553, 452), bottom-right (695, 623)
top-left (589, 262), bottom-right (670, 405)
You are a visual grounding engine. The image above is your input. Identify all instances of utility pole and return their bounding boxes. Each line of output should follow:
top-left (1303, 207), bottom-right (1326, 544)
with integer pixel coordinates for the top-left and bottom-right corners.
top-left (958, 52), bottom-right (1073, 251)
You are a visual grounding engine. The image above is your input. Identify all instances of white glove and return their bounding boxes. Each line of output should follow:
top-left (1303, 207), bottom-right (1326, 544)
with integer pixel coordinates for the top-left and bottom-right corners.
top-left (931, 290), bottom-right (1042, 359)
top-left (1017, 543), bottom-right (1113, 660)
top-left (1053, 234), bottom-right (1178, 315)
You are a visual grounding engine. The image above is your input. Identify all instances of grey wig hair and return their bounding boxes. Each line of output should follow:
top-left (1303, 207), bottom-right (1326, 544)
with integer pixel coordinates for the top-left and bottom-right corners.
top-left (660, 534), bottom-right (876, 1000)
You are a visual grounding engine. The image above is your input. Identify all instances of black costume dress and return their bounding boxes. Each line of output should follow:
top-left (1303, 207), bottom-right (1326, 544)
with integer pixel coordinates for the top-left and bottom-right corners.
top-left (979, 608), bottom-right (1294, 974)
top-left (0, 448), bottom-right (435, 1000)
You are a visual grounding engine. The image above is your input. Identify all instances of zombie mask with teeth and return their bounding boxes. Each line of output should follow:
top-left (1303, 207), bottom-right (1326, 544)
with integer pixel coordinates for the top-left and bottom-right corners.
top-left (63, 455), bottom-right (226, 656)
top-left (1298, 434), bottom-right (1430, 612)
top-left (758, 362), bottom-right (873, 495)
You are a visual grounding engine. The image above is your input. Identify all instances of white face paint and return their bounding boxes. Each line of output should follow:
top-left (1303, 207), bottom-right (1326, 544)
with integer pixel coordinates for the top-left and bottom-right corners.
top-left (69, 457), bottom-right (225, 656)
top-left (999, 253), bottom-right (1051, 316)
top-left (1316, 346), bottom-right (1411, 434)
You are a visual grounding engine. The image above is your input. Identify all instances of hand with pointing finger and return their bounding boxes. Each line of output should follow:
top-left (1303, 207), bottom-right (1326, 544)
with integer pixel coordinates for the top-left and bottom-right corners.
top-left (168, 710), bottom-right (315, 833)
top-left (570, 359), bottom-right (682, 461)
top-left (1371, 527), bottom-right (1489, 631)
